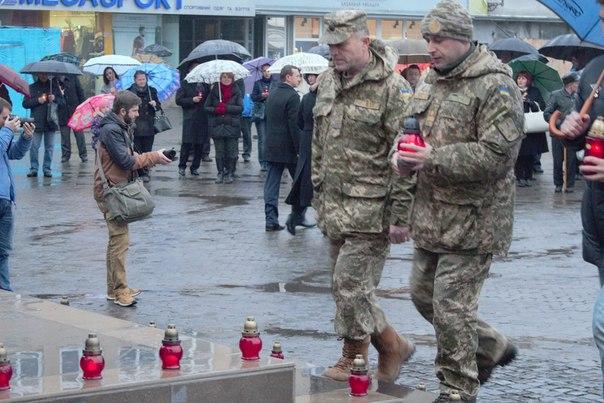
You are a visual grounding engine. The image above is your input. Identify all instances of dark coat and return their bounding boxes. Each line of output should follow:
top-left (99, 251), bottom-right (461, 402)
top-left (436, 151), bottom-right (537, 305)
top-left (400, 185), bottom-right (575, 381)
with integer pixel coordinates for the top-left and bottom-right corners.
top-left (204, 83), bottom-right (243, 139)
top-left (0, 84), bottom-right (12, 105)
top-left (127, 84), bottom-right (161, 137)
top-left (251, 77), bottom-right (272, 121)
top-left (175, 81), bottom-right (209, 144)
top-left (519, 86), bottom-right (548, 156)
top-left (264, 82), bottom-right (300, 164)
top-left (55, 76), bottom-right (85, 127)
top-left (22, 79), bottom-right (65, 132)
top-left (286, 89), bottom-right (315, 208)
top-left (577, 55), bottom-right (604, 269)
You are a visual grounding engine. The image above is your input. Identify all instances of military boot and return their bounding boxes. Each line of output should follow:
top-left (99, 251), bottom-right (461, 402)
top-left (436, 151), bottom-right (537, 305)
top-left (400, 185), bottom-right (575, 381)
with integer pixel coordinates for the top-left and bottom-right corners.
top-left (323, 337), bottom-right (370, 382)
top-left (371, 326), bottom-right (415, 382)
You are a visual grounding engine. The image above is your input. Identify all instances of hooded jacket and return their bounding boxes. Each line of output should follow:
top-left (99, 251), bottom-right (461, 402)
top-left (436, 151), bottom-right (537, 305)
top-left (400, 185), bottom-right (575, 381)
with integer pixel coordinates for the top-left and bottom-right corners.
top-left (93, 111), bottom-right (162, 202)
top-left (312, 39), bottom-right (412, 238)
top-left (395, 44), bottom-right (524, 255)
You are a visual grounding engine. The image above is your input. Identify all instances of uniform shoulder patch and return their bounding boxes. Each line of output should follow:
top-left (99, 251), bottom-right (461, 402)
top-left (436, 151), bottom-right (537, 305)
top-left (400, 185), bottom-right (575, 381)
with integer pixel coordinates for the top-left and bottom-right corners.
top-left (498, 85), bottom-right (511, 97)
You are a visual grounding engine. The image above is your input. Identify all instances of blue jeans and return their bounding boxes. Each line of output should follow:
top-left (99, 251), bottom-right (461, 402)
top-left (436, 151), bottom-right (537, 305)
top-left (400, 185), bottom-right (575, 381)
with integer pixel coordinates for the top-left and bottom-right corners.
top-left (30, 131), bottom-right (56, 173)
top-left (593, 268), bottom-right (604, 395)
top-left (0, 198), bottom-right (14, 291)
top-left (254, 119), bottom-right (266, 166)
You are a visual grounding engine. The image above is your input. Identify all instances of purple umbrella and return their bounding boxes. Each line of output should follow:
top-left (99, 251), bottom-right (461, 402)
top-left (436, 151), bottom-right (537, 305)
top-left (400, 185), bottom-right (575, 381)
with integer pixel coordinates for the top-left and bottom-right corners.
top-left (243, 57), bottom-right (273, 94)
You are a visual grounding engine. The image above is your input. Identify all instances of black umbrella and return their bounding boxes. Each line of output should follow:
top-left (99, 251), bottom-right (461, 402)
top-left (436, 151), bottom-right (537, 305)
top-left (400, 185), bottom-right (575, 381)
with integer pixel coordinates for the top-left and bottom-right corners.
top-left (178, 39), bottom-right (251, 68)
top-left (141, 44), bottom-right (173, 58)
top-left (21, 60), bottom-right (83, 76)
top-left (510, 53), bottom-right (550, 64)
top-left (488, 38), bottom-right (540, 62)
top-left (539, 33), bottom-right (604, 63)
top-left (308, 44), bottom-right (330, 59)
top-left (41, 52), bottom-right (81, 66)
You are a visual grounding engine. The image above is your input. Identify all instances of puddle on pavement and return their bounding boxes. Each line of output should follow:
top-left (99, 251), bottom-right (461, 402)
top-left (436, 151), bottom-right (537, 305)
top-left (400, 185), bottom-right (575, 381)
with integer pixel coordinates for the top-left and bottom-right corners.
top-left (151, 190), bottom-right (250, 207)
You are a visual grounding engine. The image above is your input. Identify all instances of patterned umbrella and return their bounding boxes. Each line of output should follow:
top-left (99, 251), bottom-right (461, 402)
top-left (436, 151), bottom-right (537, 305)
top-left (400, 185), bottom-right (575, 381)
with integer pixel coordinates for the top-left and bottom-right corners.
top-left (185, 59), bottom-right (250, 84)
top-left (115, 63), bottom-right (180, 102)
top-left (135, 53), bottom-right (166, 64)
top-left (0, 64), bottom-right (30, 97)
top-left (67, 93), bottom-right (114, 131)
top-left (141, 44), bottom-right (173, 57)
top-left (41, 53), bottom-right (81, 66)
top-left (268, 52), bottom-right (328, 75)
top-left (83, 55), bottom-right (141, 76)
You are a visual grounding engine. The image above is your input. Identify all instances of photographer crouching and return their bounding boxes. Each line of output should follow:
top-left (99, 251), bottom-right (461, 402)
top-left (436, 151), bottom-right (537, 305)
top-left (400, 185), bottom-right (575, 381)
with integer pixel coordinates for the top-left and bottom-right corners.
top-left (0, 97), bottom-right (34, 291)
top-left (94, 91), bottom-right (172, 307)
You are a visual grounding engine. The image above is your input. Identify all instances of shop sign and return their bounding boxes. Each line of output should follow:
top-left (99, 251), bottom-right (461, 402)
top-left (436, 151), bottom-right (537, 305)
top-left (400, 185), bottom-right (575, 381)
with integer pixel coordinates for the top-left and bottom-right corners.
top-left (0, 0), bottom-right (254, 16)
top-left (256, 0), bottom-right (467, 15)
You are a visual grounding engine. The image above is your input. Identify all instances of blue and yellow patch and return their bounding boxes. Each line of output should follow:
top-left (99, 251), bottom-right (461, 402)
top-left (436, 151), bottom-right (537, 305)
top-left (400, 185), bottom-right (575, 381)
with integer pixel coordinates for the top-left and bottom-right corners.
top-left (498, 85), bottom-right (511, 96)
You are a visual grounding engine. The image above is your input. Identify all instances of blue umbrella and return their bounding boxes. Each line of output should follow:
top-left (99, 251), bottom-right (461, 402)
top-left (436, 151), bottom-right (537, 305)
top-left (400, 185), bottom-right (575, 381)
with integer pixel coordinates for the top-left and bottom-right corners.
top-left (243, 57), bottom-right (273, 93)
top-left (537, 0), bottom-right (603, 46)
top-left (115, 63), bottom-right (180, 102)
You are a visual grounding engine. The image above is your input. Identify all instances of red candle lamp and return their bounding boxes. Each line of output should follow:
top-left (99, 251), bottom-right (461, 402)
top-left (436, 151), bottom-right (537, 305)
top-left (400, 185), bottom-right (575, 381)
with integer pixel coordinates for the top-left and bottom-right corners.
top-left (270, 341), bottom-right (284, 359)
top-left (239, 316), bottom-right (262, 361)
top-left (80, 334), bottom-right (105, 380)
top-left (585, 117), bottom-right (604, 161)
top-left (159, 324), bottom-right (183, 370)
top-left (348, 354), bottom-right (370, 397)
top-left (398, 116), bottom-right (425, 153)
top-left (0, 343), bottom-right (12, 391)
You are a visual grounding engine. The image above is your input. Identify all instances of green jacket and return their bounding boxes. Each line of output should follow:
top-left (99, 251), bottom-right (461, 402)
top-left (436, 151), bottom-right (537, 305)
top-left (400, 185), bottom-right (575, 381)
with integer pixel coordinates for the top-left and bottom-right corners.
top-left (394, 44), bottom-right (524, 255)
top-left (312, 40), bottom-right (412, 239)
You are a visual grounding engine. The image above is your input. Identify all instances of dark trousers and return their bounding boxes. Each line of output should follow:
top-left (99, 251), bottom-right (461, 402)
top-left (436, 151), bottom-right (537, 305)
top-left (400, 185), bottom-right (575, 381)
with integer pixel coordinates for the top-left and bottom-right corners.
top-left (60, 125), bottom-right (87, 160)
top-left (515, 155), bottom-right (533, 181)
top-left (552, 137), bottom-right (577, 188)
top-left (213, 137), bottom-right (238, 174)
top-left (241, 117), bottom-right (252, 158)
top-left (264, 162), bottom-right (296, 226)
top-left (201, 131), bottom-right (211, 158)
top-left (134, 135), bottom-right (155, 176)
top-left (179, 143), bottom-right (203, 171)
top-left (255, 119), bottom-right (266, 165)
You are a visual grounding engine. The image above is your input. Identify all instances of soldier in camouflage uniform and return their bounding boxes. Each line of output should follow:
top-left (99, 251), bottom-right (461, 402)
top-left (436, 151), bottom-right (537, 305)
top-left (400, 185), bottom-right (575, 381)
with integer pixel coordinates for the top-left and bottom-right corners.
top-left (312, 10), bottom-right (415, 383)
top-left (390, 1), bottom-right (524, 402)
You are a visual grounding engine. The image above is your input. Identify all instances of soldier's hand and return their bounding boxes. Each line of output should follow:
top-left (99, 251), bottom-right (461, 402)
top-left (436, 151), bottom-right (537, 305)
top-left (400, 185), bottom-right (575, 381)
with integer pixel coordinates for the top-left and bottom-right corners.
top-left (389, 225), bottom-right (411, 244)
top-left (580, 156), bottom-right (604, 182)
top-left (391, 151), bottom-right (412, 177)
top-left (398, 143), bottom-right (432, 171)
top-left (561, 112), bottom-right (590, 140)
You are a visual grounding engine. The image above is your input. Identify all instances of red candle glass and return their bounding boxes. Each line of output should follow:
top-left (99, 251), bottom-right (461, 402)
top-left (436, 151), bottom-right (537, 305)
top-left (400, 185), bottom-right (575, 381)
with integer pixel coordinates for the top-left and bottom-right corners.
top-left (348, 354), bottom-right (370, 397)
top-left (585, 136), bottom-right (604, 160)
top-left (239, 316), bottom-right (262, 361)
top-left (398, 117), bottom-right (425, 153)
top-left (0, 343), bottom-right (11, 391)
top-left (159, 324), bottom-right (183, 370)
top-left (80, 334), bottom-right (105, 380)
top-left (270, 341), bottom-right (284, 359)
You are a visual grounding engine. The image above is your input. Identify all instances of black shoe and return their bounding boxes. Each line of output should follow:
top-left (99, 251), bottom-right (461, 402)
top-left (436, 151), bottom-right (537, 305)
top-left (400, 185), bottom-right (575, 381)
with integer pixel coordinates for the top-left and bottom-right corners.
top-left (178, 168), bottom-right (186, 176)
top-left (523, 179), bottom-right (531, 187)
top-left (190, 169), bottom-right (200, 176)
top-left (260, 166), bottom-right (268, 172)
top-left (215, 173), bottom-right (224, 184)
top-left (243, 156), bottom-right (251, 163)
top-left (265, 224), bottom-right (285, 232)
top-left (285, 215), bottom-right (295, 235)
top-left (224, 173), bottom-right (234, 184)
top-left (478, 343), bottom-right (518, 385)
top-left (26, 170), bottom-right (37, 177)
top-left (564, 187), bottom-right (574, 193)
top-left (80, 156), bottom-right (88, 163)
top-left (202, 156), bottom-right (213, 162)
top-left (43, 171), bottom-right (52, 178)
top-left (534, 166), bottom-right (544, 174)
top-left (554, 186), bottom-right (562, 193)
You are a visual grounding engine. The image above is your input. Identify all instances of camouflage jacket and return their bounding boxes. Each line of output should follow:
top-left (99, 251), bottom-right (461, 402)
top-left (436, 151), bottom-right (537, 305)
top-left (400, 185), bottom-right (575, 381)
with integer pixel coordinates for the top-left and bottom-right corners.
top-left (312, 40), bottom-right (412, 239)
top-left (394, 44), bottom-right (524, 255)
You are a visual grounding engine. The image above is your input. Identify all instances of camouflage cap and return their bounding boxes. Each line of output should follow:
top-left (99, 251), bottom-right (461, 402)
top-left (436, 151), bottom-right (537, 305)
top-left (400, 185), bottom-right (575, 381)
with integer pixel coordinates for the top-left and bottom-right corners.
top-left (421, 0), bottom-right (473, 42)
top-left (319, 10), bottom-right (368, 45)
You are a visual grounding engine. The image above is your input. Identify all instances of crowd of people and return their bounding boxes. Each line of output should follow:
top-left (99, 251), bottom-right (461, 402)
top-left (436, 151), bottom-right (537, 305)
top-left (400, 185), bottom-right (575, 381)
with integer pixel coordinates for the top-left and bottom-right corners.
top-left (1, 0), bottom-right (604, 401)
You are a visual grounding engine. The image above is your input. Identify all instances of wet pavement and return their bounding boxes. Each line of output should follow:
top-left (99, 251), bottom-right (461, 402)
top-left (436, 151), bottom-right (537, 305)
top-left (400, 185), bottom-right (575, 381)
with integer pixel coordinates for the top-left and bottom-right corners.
top-left (6, 107), bottom-right (602, 402)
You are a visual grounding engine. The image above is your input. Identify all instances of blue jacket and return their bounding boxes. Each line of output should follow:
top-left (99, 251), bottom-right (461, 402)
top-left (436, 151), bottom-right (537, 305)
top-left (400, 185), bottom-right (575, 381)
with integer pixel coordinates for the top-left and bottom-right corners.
top-left (0, 126), bottom-right (32, 202)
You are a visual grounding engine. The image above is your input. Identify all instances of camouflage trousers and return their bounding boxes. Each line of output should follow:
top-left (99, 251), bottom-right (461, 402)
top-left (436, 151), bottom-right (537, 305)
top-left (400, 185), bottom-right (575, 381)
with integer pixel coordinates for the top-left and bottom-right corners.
top-left (329, 233), bottom-right (390, 341)
top-left (410, 247), bottom-right (509, 399)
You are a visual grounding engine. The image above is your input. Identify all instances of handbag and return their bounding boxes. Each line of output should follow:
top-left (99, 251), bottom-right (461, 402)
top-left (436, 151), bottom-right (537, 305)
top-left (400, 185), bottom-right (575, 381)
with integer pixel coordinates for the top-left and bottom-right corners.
top-left (523, 103), bottom-right (548, 134)
top-left (96, 135), bottom-right (155, 224)
top-left (147, 85), bottom-right (172, 133)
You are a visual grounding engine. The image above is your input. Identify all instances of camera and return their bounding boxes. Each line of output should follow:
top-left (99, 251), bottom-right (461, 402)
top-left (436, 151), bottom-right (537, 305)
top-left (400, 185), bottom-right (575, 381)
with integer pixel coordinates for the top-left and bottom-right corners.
top-left (163, 148), bottom-right (177, 161)
top-left (9, 115), bottom-right (35, 125)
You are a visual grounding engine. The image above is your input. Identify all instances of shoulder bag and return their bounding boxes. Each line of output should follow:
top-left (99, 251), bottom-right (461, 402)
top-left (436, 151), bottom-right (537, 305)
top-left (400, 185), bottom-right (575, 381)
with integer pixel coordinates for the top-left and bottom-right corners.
top-left (96, 133), bottom-right (155, 224)
top-left (148, 86), bottom-right (172, 133)
top-left (523, 103), bottom-right (549, 134)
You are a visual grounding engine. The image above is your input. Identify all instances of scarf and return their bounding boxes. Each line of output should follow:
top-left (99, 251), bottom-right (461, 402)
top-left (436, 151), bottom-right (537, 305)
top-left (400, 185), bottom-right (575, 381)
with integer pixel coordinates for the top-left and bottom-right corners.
top-left (220, 83), bottom-right (233, 103)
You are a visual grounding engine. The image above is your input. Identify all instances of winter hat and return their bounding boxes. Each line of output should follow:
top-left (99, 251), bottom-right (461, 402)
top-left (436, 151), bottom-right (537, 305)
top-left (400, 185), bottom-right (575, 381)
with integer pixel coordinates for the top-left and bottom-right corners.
top-left (421, 0), bottom-right (473, 42)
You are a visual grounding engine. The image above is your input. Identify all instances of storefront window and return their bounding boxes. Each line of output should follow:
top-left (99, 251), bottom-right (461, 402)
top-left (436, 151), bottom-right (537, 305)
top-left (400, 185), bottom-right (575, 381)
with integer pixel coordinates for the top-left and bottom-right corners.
top-left (112, 14), bottom-right (161, 59)
top-left (381, 19), bottom-right (404, 40)
top-left (49, 12), bottom-right (104, 60)
top-left (294, 16), bottom-right (320, 53)
top-left (179, 17), bottom-right (252, 62)
top-left (266, 17), bottom-right (285, 59)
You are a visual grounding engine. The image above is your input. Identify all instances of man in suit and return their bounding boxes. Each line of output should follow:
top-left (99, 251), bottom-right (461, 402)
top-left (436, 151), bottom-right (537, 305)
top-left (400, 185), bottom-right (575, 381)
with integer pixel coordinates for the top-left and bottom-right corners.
top-left (263, 65), bottom-right (301, 231)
